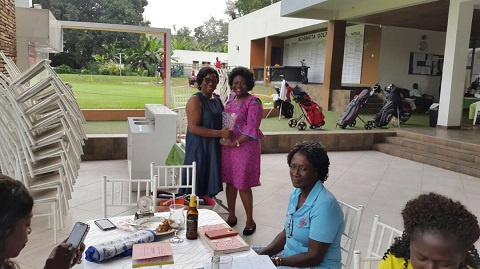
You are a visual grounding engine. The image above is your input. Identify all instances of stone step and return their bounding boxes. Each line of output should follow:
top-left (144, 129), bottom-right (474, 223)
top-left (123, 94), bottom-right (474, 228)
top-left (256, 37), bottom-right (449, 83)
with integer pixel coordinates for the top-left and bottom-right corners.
top-left (396, 130), bottom-right (480, 154)
top-left (385, 136), bottom-right (480, 165)
top-left (373, 143), bottom-right (480, 178)
top-left (359, 108), bottom-right (380, 115)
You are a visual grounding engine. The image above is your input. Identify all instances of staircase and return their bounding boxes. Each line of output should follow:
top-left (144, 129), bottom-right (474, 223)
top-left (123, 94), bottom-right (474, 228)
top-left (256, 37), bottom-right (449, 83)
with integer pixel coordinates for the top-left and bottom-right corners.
top-left (373, 130), bottom-right (480, 178)
top-left (359, 94), bottom-right (384, 114)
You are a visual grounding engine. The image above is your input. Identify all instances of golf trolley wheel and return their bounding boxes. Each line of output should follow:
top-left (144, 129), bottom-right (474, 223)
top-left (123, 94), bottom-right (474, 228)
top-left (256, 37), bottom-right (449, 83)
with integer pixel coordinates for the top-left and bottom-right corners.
top-left (288, 118), bottom-right (298, 127)
top-left (297, 121), bottom-right (307, 131)
top-left (365, 121), bottom-right (374, 130)
top-left (349, 119), bottom-right (357, 127)
top-left (309, 125), bottom-right (317, 129)
top-left (340, 124), bottom-right (347, 129)
top-left (400, 115), bottom-right (410, 124)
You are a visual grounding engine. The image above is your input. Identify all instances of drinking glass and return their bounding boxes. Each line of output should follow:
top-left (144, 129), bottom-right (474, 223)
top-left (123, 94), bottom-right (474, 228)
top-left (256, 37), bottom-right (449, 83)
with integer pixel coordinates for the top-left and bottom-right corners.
top-left (168, 204), bottom-right (185, 243)
top-left (218, 255), bottom-right (233, 269)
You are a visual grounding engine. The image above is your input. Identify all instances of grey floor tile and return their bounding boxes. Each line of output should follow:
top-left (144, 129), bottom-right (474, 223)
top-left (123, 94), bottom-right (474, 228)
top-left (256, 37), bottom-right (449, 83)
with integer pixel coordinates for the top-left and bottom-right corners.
top-left (14, 151), bottom-right (480, 269)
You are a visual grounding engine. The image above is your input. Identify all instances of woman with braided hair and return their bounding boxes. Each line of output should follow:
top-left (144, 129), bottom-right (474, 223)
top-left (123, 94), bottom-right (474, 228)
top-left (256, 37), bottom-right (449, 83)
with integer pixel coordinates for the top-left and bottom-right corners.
top-left (379, 192), bottom-right (480, 269)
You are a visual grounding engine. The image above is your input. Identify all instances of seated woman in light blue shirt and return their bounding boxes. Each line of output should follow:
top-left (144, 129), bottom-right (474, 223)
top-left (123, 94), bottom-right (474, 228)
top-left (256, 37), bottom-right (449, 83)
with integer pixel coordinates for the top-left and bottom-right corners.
top-left (257, 141), bottom-right (344, 268)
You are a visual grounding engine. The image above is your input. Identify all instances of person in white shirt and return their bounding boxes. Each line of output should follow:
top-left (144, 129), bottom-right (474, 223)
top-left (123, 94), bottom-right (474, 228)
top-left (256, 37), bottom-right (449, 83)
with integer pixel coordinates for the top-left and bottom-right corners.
top-left (407, 83), bottom-right (434, 113)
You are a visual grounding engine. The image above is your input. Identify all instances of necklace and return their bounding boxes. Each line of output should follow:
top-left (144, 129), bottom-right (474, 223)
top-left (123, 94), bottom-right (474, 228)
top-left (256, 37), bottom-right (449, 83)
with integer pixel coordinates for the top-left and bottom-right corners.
top-left (202, 93), bottom-right (215, 100)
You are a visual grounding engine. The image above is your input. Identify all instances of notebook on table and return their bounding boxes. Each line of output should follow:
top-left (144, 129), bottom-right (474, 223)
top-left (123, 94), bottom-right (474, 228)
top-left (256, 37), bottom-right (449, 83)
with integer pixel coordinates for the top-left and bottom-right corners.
top-left (132, 242), bottom-right (174, 268)
top-left (198, 224), bottom-right (250, 255)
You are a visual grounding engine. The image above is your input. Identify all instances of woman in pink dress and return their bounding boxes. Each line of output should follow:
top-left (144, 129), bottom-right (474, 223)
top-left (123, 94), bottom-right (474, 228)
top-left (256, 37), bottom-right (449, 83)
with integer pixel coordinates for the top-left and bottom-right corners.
top-left (220, 67), bottom-right (264, 236)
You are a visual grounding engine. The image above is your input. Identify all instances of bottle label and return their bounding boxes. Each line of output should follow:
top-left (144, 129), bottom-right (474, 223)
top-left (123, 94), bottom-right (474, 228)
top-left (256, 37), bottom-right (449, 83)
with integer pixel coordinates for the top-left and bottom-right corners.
top-left (186, 215), bottom-right (198, 233)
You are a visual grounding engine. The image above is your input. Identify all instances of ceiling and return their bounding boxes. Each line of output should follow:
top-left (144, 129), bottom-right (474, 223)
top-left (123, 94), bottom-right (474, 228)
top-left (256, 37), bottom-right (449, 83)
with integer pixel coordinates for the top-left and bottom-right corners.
top-left (351, 0), bottom-right (480, 39)
top-left (281, 0), bottom-right (480, 40)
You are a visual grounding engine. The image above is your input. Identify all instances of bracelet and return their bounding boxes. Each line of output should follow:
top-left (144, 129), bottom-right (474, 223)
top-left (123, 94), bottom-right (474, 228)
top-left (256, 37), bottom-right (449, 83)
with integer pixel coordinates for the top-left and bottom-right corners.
top-left (274, 256), bottom-right (282, 266)
top-left (235, 140), bottom-right (240, 147)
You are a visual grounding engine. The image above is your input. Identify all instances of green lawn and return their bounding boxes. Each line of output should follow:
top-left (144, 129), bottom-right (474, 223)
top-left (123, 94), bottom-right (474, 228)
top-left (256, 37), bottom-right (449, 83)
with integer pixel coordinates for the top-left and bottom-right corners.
top-left (60, 74), bottom-right (273, 109)
top-left (82, 111), bottom-right (437, 134)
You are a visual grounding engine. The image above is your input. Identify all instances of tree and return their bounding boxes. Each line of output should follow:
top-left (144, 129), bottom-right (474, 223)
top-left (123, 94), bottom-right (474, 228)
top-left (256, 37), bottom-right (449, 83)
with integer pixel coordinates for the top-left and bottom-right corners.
top-left (225, 0), bottom-right (281, 19)
top-left (126, 34), bottom-right (164, 75)
top-left (33, 0), bottom-right (149, 68)
top-left (176, 26), bottom-right (192, 41)
top-left (194, 17), bottom-right (228, 52)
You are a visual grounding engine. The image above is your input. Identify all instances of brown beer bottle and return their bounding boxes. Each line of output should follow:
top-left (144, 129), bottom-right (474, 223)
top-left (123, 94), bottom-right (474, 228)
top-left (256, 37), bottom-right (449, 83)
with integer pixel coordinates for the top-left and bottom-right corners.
top-left (186, 194), bottom-right (199, 240)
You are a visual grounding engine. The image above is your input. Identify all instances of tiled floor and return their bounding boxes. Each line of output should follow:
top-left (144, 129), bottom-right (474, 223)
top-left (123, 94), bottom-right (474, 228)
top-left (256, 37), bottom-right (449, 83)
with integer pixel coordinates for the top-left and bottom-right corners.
top-left (13, 151), bottom-right (480, 269)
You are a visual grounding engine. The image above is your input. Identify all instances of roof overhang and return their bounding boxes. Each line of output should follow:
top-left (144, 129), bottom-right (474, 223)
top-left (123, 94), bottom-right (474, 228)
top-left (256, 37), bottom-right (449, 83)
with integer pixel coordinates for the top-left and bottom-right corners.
top-left (280, 0), bottom-right (480, 38)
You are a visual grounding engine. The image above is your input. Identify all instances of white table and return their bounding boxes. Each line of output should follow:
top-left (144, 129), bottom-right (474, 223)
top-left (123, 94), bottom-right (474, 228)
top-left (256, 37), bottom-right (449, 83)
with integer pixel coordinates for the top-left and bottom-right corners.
top-left (77, 209), bottom-right (256, 269)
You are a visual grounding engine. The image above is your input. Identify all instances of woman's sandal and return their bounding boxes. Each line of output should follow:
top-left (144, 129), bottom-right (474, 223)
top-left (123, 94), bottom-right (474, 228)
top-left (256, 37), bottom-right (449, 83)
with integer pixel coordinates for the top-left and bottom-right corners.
top-left (243, 223), bottom-right (256, 236)
top-left (226, 217), bottom-right (238, 227)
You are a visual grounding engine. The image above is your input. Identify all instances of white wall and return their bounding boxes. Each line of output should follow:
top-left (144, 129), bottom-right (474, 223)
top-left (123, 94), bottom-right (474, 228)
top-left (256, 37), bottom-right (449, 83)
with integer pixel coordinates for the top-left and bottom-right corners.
top-left (228, 2), bottom-right (326, 68)
top-left (16, 8), bottom-right (62, 71)
top-left (378, 26), bottom-right (446, 98)
top-left (15, 0), bottom-right (31, 7)
top-left (172, 50), bottom-right (227, 66)
top-left (283, 24), bottom-right (364, 83)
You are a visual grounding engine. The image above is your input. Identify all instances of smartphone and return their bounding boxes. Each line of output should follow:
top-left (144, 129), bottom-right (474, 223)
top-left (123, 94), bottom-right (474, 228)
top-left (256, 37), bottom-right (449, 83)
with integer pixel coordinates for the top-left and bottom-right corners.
top-left (94, 218), bottom-right (116, 231)
top-left (205, 228), bottom-right (238, 240)
top-left (66, 222), bottom-right (90, 247)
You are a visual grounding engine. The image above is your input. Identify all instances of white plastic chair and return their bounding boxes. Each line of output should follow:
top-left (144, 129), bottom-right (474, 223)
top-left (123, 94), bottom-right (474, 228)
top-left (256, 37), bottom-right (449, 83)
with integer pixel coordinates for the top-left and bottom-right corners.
top-left (171, 86), bottom-right (191, 108)
top-left (338, 200), bottom-right (364, 269)
top-left (150, 162), bottom-right (196, 212)
top-left (473, 101), bottom-right (480, 125)
top-left (30, 185), bottom-right (64, 244)
top-left (353, 215), bottom-right (403, 269)
top-left (101, 176), bottom-right (154, 218)
top-left (172, 107), bottom-right (187, 143)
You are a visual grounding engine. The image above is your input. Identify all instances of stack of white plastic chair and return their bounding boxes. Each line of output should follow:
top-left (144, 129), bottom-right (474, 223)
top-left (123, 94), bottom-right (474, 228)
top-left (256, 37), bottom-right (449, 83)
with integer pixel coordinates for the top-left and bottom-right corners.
top-left (170, 86), bottom-right (191, 144)
top-left (214, 68), bottom-right (230, 105)
top-left (0, 52), bottom-right (87, 243)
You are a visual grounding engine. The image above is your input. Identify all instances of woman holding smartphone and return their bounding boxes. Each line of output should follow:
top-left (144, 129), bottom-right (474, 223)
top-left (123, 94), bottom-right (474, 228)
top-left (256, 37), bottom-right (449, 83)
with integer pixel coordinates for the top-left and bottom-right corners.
top-left (0, 175), bottom-right (85, 269)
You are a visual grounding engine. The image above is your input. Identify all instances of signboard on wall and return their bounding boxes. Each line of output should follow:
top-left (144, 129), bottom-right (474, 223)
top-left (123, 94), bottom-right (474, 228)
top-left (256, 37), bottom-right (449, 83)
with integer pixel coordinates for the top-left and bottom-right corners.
top-left (408, 52), bottom-right (443, 76)
top-left (283, 24), bottom-right (365, 83)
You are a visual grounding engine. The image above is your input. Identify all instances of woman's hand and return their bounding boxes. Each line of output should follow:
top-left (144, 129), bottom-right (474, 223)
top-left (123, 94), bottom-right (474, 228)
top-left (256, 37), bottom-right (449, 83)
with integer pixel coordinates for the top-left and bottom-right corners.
top-left (219, 127), bottom-right (232, 139)
top-left (44, 242), bottom-right (80, 269)
top-left (220, 138), bottom-right (235, 147)
top-left (70, 242), bottom-right (85, 266)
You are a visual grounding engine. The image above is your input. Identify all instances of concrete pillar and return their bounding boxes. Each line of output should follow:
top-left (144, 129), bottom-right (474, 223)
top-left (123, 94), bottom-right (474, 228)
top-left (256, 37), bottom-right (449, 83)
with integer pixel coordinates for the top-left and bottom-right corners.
top-left (322, 20), bottom-right (346, 110)
top-left (437, 0), bottom-right (473, 128)
top-left (264, 37), bottom-right (272, 83)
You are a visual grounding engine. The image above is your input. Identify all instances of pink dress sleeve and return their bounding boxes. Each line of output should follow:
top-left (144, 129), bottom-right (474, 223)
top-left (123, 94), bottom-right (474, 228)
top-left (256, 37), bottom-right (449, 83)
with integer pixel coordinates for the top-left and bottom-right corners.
top-left (239, 97), bottom-right (264, 140)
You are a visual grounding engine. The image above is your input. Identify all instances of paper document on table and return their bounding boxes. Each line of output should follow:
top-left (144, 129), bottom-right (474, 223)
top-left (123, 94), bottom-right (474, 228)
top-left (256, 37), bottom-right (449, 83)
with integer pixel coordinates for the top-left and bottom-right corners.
top-left (232, 255), bottom-right (276, 269)
top-left (204, 255), bottom-right (275, 269)
top-left (132, 242), bottom-right (173, 260)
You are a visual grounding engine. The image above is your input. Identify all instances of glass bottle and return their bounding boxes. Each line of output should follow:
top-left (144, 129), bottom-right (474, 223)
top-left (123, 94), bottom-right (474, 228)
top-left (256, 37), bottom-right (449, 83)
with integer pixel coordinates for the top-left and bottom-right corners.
top-left (186, 194), bottom-right (198, 240)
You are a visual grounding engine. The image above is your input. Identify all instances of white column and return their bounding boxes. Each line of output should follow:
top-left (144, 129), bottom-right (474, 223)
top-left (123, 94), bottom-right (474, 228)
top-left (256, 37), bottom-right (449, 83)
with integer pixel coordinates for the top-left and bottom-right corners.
top-left (165, 30), bottom-right (172, 108)
top-left (437, 0), bottom-right (474, 127)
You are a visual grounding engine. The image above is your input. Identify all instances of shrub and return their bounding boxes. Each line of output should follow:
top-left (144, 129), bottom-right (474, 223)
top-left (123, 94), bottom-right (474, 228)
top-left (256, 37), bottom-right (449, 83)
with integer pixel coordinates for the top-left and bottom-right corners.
top-left (56, 64), bottom-right (73, 74)
top-left (98, 62), bottom-right (120, 76)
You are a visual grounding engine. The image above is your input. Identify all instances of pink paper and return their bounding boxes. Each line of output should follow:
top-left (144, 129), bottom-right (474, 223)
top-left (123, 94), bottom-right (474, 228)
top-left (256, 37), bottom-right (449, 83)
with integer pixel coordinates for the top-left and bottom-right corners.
top-left (132, 242), bottom-right (173, 260)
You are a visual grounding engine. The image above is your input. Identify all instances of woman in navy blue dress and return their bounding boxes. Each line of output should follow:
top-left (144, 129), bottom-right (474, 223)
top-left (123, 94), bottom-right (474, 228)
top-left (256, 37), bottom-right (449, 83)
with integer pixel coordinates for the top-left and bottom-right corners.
top-left (183, 67), bottom-right (231, 196)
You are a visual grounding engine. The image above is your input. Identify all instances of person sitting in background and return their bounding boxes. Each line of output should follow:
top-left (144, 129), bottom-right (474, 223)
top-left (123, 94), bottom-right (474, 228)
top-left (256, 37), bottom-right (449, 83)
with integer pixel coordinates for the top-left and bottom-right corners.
top-left (466, 77), bottom-right (480, 97)
top-left (379, 192), bottom-right (480, 269)
top-left (0, 175), bottom-right (84, 269)
top-left (256, 141), bottom-right (344, 268)
top-left (407, 83), bottom-right (434, 113)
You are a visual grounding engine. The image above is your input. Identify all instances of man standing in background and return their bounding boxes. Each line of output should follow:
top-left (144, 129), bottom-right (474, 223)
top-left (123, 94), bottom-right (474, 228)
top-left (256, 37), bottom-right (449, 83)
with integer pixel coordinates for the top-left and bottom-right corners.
top-left (215, 57), bottom-right (222, 69)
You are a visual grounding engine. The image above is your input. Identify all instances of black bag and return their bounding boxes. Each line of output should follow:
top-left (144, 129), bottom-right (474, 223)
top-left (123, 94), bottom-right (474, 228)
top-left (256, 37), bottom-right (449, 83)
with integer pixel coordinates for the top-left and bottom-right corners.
top-left (281, 101), bottom-right (294, 118)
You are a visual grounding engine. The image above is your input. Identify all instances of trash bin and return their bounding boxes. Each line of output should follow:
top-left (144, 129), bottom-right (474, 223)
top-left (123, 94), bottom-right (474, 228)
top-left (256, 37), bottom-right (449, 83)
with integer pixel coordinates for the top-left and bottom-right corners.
top-left (429, 103), bottom-right (439, 127)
